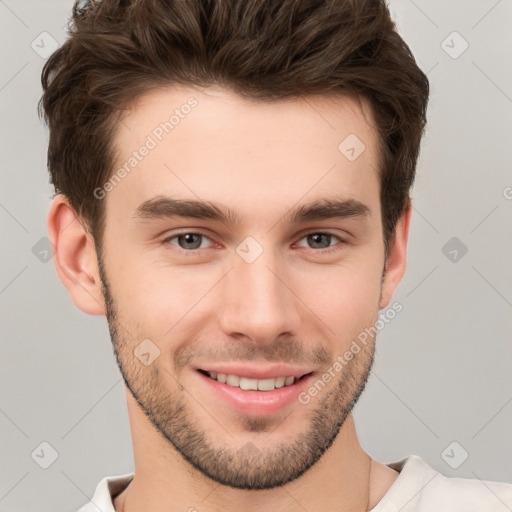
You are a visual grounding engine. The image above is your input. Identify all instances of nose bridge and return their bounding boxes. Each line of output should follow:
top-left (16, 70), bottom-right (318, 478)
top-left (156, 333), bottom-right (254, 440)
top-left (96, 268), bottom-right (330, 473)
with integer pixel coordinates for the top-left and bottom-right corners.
top-left (218, 239), bottom-right (300, 343)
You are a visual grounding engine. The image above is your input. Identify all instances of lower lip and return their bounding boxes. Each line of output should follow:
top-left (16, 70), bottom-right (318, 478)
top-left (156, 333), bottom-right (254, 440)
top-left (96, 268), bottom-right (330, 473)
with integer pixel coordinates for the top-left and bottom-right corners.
top-left (196, 371), bottom-right (315, 416)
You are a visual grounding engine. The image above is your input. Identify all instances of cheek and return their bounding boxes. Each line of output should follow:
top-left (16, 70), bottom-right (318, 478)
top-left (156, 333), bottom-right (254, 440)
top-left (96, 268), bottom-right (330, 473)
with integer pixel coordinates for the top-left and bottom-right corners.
top-left (294, 253), bottom-right (383, 336)
top-left (110, 256), bottom-right (218, 341)
top-left (107, 236), bottom-right (383, 347)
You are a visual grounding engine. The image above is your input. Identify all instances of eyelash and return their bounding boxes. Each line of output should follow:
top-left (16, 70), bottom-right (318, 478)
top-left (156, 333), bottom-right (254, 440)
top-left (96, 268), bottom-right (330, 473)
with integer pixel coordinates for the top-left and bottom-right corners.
top-left (162, 230), bottom-right (347, 255)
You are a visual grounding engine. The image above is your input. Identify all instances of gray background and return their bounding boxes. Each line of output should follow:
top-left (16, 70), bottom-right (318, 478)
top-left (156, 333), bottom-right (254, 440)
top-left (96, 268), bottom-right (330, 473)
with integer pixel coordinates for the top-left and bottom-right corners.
top-left (1, 0), bottom-right (511, 511)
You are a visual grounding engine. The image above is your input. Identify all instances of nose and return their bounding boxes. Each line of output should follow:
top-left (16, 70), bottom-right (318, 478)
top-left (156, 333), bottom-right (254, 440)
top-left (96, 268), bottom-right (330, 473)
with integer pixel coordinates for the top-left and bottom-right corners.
top-left (217, 243), bottom-right (302, 345)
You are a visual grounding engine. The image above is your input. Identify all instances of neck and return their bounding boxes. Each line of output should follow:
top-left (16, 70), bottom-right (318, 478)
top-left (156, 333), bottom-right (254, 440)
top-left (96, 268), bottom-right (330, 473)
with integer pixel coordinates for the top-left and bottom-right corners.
top-left (116, 395), bottom-right (375, 512)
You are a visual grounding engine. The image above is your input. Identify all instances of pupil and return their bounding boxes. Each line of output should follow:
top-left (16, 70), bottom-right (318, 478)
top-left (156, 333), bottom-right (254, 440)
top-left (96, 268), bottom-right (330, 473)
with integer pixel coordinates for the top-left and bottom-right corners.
top-left (180, 233), bottom-right (201, 249)
top-left (309, 233), bottom-right (330, 248)
top-left (178, 234), bottom-right (331, 250)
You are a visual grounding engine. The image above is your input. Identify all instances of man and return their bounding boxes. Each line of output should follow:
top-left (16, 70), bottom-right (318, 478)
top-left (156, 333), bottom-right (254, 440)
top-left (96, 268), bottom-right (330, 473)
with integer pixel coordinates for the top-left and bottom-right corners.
top-left (40, 0), bottom-right (511, 511)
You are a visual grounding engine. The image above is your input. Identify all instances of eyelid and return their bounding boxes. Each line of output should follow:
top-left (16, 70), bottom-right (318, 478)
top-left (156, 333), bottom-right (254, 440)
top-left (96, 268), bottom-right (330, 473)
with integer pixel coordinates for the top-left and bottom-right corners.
top-left (294, 230), bottom-right (347, 251)
top-left (297, 229), bottom-right (348, 241)
top-left (162, 230), bottom-right (216, 251)
top-left (162, 229), bottom-right (349, 253)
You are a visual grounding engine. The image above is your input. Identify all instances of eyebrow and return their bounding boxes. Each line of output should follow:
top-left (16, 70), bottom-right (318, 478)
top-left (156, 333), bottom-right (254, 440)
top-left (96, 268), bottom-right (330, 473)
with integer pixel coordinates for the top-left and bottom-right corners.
top-left (132, 195), bottom-right (371, 227)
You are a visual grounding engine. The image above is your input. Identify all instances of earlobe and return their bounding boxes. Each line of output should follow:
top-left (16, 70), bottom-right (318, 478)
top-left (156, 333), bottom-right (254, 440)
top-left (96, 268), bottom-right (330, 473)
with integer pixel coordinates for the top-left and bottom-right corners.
top-left (379, 201), bottom-right (412, 309)
top-left (47, 194), bottom-right (106, 316)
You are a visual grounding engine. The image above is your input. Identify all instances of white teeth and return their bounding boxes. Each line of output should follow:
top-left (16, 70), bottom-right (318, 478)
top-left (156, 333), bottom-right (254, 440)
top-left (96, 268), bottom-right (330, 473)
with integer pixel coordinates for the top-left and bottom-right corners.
top-left (275, 377), bottom-right (286, 388)
top-left (239, 377), bottom-right (258, 390)
top-left (257, 378), bottom-right (276, 391)
top-left (285, 376), bottom-right (295, 386)
top-left (226, 374), bottom-right (240, 387)
top-left (207, 372), bottom-right (298, 391)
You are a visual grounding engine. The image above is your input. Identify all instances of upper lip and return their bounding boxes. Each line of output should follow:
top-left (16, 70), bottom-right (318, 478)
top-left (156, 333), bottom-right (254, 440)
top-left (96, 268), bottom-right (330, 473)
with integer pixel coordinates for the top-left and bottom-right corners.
top-left (195, 363), bottom-right (314, 380)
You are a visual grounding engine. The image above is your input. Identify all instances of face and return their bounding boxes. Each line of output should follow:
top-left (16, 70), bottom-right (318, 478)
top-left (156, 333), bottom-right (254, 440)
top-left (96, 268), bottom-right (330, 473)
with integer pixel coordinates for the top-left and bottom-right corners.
top-left (97, 86), bottom-right (391, 489)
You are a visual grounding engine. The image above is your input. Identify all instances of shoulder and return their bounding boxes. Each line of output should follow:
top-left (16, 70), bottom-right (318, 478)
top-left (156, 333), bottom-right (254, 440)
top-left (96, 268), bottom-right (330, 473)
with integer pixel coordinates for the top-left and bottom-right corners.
top-left (76, 473), bottom-right (134, 512)
top-left (428, 469), bottom-right (512, 510)
top-left (373, 455), bottom-right (512, 512)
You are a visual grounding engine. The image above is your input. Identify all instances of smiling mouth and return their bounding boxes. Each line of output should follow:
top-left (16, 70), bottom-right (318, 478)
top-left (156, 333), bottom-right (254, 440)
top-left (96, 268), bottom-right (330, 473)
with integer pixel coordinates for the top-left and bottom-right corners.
top-left (198, 370), bottom-right (312, 391)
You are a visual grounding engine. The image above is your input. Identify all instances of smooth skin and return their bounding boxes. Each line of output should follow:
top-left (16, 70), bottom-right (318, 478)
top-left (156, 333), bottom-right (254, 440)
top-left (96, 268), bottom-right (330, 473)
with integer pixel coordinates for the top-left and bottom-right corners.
top-left (48, 86), bottom-right (410, 512)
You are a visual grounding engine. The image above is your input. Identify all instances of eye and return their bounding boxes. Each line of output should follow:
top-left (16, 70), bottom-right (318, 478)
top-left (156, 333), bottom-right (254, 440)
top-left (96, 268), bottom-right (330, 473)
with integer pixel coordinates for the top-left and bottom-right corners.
top-left (162, 231), bottom-right (346, 255)
top-left (163, 232), bottom-right (213, 251)
top-left (296, 232), bottom-right (345, 253)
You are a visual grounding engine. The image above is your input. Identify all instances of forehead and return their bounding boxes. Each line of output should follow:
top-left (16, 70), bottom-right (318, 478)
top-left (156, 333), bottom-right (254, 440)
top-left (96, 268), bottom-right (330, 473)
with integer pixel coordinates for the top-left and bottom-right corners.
top-left (106, 85), bottom-right (381, 228)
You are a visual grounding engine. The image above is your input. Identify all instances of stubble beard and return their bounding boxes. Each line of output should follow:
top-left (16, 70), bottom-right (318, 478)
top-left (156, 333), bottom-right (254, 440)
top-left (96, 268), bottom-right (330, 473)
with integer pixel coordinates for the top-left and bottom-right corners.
top-left (98, 257), bottom-right (376, 490)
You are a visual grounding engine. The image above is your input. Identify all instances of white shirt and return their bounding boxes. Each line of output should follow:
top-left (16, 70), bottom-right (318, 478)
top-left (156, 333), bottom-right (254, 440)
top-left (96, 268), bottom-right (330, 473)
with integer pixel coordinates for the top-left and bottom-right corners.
top-left (77, 454), bottom-right (512, 511)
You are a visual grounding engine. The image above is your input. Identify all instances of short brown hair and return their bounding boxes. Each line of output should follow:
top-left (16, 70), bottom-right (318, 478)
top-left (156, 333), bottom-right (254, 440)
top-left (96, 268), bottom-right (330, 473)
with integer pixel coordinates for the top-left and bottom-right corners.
top-left (39, 0), bottom-right (429, 258)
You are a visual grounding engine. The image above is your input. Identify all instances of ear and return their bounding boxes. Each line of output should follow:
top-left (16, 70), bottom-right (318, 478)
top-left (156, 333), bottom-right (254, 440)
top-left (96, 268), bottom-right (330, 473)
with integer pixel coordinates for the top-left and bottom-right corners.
top-left (47, 194), bottom-right (106, 315)
top-left (379, 201), bottom-right (412, 309)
